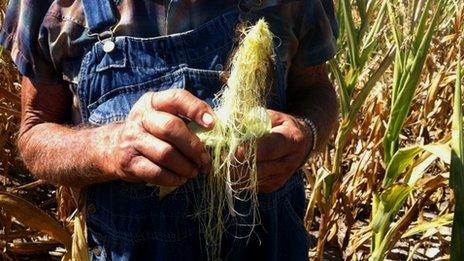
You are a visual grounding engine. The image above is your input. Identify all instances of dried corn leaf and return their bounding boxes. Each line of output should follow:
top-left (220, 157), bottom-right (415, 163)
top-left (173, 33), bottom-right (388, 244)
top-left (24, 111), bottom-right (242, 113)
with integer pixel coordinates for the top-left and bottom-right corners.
top-left (71, 214), bottom-right (89, 261)
top-left (0, 192), bottom-right (72, 250)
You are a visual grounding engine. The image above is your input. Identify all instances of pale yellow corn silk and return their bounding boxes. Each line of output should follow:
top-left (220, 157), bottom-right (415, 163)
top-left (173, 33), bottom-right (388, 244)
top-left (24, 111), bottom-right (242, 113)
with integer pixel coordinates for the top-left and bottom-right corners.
top-left (160, 19), bottom-right (275, 260)
top-left (199, 19), bottom-right (274, 260)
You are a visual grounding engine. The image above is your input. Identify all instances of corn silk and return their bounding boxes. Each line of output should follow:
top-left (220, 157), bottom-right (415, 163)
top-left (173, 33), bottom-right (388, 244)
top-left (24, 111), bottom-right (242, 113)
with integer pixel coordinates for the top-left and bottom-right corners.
top-left (162, 19), bottom-right (275, 260)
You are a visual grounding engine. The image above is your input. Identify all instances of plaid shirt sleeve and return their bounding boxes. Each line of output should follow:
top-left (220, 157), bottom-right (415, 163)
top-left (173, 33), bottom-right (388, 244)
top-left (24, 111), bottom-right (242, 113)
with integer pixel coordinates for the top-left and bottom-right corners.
top-left (0, 0), bottom-right (58, 83)
top-left (292, 0), bottom-right (338, 67)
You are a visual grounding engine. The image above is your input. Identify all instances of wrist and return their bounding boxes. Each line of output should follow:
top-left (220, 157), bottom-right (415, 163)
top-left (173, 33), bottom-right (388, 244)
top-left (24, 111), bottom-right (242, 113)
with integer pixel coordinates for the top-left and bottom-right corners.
top-left (296, 116), bottom-right (317, 162)
top-left (93, 123), bottom-right (122, 180)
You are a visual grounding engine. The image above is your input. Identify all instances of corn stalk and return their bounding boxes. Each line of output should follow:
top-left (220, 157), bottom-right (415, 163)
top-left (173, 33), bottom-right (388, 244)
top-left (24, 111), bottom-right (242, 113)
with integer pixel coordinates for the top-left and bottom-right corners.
top-left (369, 0), bottom-right (448, 259)
top-left (325, 0), bottom-right (390, 197)
top-left (450, 53), bottom-right (463, 261)
top-left (313, 0), bottom-right (394, 256)
top-left (382, 0), bottom-right (446, 163)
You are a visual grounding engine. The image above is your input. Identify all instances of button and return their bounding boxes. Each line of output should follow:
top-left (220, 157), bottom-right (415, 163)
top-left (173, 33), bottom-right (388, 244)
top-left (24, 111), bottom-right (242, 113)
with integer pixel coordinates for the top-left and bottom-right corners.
top-left (103, 40), bottom-right (115, 53)
top-left (215, 64), bottom-right (224, 71)
top-left (87, 204), bottom-right (97, 214)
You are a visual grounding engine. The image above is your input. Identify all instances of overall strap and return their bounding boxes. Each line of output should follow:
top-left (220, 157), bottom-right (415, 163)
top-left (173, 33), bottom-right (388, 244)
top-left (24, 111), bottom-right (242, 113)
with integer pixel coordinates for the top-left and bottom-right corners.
top-left (82, 0), bottom-right (119, 34)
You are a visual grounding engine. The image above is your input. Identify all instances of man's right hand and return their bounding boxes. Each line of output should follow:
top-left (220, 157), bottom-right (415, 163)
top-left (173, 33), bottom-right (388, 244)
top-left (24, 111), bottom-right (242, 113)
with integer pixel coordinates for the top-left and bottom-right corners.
top-left (102, 89), bottom-right (215, 187)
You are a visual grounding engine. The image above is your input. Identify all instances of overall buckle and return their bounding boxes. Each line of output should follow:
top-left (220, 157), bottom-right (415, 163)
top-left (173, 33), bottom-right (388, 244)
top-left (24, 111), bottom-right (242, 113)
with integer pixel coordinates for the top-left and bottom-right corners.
top-left (88, 27), bottom-right (116, 53)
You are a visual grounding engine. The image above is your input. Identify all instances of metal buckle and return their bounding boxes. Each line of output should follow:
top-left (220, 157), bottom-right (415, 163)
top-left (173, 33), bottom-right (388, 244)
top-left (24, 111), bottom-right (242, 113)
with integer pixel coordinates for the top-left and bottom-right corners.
top-left (87, 26), bottom-right (116, 53)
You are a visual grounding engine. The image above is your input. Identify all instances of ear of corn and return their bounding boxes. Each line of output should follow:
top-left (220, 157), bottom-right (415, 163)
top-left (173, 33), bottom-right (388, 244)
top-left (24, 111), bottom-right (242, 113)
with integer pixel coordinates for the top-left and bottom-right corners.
top-left (195, 19), bottom-right (274, 260)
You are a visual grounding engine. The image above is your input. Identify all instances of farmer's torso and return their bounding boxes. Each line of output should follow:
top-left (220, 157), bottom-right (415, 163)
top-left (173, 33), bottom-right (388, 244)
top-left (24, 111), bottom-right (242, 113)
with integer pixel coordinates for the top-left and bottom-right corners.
top-left (0, 0), bottom-right (339, 259)
top-left (72, 1), bottom-right (311, 260)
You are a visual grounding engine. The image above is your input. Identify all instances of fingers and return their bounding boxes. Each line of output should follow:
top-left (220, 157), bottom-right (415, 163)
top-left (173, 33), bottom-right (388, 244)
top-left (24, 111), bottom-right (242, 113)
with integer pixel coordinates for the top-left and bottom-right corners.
top-left (150, 89), bottom-right (215, 129)
top-left (123, 155), bottom-right (188, 187)
top-left (256, 155), bottom-right (297, 193)
top-left (256, 129), bottom-right (294, 161)
top-left (141, 110), bottom-right (210, 167)
top-left (235, 110), bottom-right (301, 162)
top-left (235, 126), bottom-right (297, 162)
top-left (134, 133), bottom-right (199, 179)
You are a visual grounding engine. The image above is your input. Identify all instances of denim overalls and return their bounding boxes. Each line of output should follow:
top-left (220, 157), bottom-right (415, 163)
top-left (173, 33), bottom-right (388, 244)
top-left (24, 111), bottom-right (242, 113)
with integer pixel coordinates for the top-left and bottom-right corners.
top-left (75, 0), bottom-right (310, 260)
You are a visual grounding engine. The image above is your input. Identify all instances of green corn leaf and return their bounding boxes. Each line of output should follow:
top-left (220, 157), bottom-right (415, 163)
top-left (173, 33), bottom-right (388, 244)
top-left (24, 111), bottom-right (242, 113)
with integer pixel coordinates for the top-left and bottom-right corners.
top-left (360, 1), bottom-right (388, 65)
top-left (340, 0), bottom-right (360, 69)
top-left (383, 143), bottom-right (451, 188)
top-left (411, 0), bottom-right (432, 51)
top-left (402, 213), bottom-right (453, 238)
top-left (382, 146), bottom-right (423, 188)
top-left (450, 53), bottom-right (464, 261)
top-left (371, 184), bottom-right (413, 232)
top-left (329, 59), bottom-right (350, 117)
top-left (371, 184), bottom-right (412, 234)
top-left (405, 153), bottom-right (438, 187)
top-left (348, 48), bottom-right (395, 122)
top-left (390, 51), bottom-right (403, 104)
top-left (372, 175), bottom-right (447, 261)
top-left (371, 184), bottom-right (413, 257)
top-left (383, 0), bottom-right (446, 163)
top-left (386, 1), bottom-right (404, 67)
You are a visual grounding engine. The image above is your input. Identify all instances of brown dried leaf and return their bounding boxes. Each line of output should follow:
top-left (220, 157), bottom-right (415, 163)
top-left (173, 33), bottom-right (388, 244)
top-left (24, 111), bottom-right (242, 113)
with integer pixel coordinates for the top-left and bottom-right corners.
top-left (0, 192), bottom-right (72, 250)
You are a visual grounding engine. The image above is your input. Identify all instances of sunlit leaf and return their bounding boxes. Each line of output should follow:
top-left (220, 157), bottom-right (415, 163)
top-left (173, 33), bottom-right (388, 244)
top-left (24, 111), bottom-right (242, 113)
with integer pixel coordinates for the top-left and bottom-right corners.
top-left (402, 213), bottom-right (453, 238)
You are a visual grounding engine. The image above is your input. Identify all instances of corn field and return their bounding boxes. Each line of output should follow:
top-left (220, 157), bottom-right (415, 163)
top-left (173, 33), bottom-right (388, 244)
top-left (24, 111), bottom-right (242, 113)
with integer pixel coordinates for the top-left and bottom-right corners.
top-left (0, 0), bottom-right (463, 260)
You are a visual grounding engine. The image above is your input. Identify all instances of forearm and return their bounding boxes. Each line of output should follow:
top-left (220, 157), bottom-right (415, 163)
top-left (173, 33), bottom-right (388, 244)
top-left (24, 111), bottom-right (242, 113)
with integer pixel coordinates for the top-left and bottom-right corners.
top-left (19, 75), bottom-right (214, 188)
top-left (287, 64), bottom-right (339, 152)
top-left (18, 122), bottom-right (118, 187)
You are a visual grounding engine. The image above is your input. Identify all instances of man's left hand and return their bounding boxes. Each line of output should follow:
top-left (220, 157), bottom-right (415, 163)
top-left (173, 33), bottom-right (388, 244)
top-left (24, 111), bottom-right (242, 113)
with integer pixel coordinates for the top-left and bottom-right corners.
top-left (237, 109), bottom-right (313, 193)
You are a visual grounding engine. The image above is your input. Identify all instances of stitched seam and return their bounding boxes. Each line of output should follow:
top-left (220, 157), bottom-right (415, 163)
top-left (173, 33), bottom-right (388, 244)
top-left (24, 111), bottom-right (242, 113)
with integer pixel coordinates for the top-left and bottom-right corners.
top-left (46, 11), bottom-right (86, 28)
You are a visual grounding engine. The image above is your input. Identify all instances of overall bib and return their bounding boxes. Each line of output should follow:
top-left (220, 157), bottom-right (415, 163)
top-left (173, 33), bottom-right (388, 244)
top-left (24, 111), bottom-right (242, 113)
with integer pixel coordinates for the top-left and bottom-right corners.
top-left (75, 0), bottom-right (310, 260)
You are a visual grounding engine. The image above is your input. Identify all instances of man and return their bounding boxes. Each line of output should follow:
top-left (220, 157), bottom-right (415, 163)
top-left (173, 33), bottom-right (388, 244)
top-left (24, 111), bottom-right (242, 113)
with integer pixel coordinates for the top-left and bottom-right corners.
top-left (1, 0), bottom-right (338, 260)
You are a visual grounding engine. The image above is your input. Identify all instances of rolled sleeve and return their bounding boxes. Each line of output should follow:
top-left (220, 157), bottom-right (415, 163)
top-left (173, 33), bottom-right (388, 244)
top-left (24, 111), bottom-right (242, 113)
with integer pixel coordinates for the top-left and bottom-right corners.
top-left (292, 0), bottom-right (339, 67)
top-left (0, 0), bottom-right (58, 83)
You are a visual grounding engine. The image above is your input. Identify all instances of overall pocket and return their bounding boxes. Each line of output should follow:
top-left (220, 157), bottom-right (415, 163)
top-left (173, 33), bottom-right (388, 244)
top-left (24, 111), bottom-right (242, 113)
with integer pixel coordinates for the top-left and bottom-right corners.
top-left (85, 67), bottom-right (224, 125)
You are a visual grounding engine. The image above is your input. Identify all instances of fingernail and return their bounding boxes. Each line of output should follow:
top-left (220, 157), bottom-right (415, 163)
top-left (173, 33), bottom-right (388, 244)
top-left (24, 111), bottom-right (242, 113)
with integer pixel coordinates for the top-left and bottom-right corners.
top-left (201, 152), bottom-right (211, 165)
top-left (202, 113), bottom-right (214, 126)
